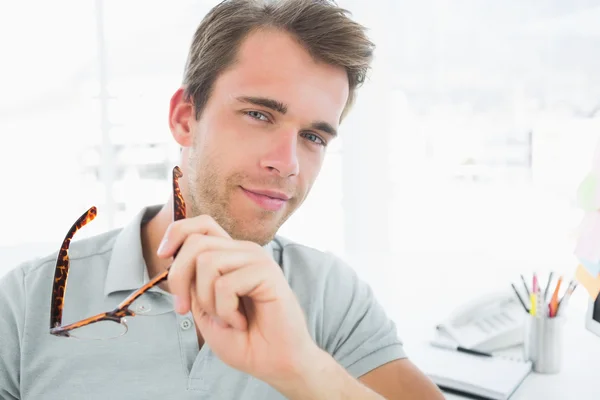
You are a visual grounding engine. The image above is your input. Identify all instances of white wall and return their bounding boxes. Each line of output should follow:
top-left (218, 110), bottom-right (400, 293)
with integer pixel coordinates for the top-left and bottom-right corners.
top-left (1, 0), bottom-right (599, 322)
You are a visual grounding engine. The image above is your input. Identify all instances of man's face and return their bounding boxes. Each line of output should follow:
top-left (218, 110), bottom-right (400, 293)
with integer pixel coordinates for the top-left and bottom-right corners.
top-left (170, 29), bottom-right (349, 245)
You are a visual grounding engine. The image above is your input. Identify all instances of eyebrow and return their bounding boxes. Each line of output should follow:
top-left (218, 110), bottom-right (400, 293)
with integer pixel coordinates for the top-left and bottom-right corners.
top-left (310, 121), bottom-right (337, 138)
top-left (236, 96), bottom-right (288, 114)
top-left (235, 95), bottom-right (338, 138)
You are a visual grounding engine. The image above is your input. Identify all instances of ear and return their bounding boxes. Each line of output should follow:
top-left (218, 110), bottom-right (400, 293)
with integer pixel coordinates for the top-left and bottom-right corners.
top-left (169, 87), bottom-right (194, 147)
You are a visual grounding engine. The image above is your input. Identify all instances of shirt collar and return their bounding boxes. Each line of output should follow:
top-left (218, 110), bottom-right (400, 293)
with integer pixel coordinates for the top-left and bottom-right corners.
top-left (104, 205), bottom-right (276, 296)
top-left (104, 205), bottom-right (161, 296)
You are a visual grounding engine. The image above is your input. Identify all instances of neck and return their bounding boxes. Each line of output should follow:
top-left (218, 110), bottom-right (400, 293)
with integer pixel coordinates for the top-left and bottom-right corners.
top-left (141, 199), bottom-right (175, 287)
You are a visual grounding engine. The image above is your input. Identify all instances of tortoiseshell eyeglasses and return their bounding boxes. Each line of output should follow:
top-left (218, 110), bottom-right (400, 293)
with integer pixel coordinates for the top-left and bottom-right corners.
top-left (49, 166), bottom-right (186, 340)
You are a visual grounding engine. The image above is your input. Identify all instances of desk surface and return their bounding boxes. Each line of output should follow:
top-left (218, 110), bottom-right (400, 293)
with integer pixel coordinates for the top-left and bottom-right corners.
top-left (437, 314), bottom-right (599, 400)
top-left (504, 313), bottom-right (599, 400)
top-left (389, 288), bottom-right (600, 400)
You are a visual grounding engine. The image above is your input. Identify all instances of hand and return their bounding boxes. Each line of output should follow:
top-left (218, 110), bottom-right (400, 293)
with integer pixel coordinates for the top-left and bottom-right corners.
top-left (157, 215), bottom-right (319, 384)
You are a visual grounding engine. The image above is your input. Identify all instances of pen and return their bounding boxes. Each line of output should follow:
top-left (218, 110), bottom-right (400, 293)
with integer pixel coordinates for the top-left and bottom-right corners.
top-left (556, 280), bottom-right (578, 317)
top-left (511, 283), bottom-right (530, 313)
top-left (536, 285), bottom-right (545, 317)
top-left (520, 274), bottom-right (531, 299)
top-left (543, 272), bottom-right (554, 301)
top-left (430, 340), bottom-right (493, 357)
top-left (530, 273), bottom-right (538, 316)
top-left (549, 276), bottom-right (563, 317)
top-left (530, 292), bottom-right (537, 316)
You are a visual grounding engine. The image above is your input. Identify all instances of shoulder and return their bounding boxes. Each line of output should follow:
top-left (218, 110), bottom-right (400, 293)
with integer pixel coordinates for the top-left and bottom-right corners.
top-left (271, 237), bottom-right (402, 366)
top-left (4, 228), bottom-right (121, 287)
top-left (271, 235), bottom-right (358, 286)
top-left (271, 235), bottom-right (367, 310)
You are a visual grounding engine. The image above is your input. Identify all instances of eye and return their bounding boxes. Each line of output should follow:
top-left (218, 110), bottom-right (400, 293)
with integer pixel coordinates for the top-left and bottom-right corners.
top-left (245, 111), bottom-right (269, 122)
top-left (301, 132), bottom-right (326, 146)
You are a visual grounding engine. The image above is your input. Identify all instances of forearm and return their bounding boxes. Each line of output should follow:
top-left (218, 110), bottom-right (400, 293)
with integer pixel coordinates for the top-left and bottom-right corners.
top-left (270, 348), bottom-right (384, 400)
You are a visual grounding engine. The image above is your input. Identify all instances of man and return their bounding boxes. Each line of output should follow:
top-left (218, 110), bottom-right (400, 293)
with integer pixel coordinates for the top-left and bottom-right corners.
top-left (0, 0), bottom-right (444, 399)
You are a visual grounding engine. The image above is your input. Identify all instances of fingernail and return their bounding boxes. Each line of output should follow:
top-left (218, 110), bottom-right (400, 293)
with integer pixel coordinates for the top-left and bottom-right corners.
top-left (157, 237), bottom-right (168, 255)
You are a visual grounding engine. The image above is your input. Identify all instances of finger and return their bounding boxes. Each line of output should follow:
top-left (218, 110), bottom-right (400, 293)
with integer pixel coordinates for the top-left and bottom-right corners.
top-left (168, 235), bottom-right (238, 314)
top-left (197, 247), bottom-right (266, 275)
top-left (190, 286), bottom-right (211, 326)
top-left (192, 251), bottom-right (221, 317)
top-left (191, 287), bottom-right (235, 333)
top-left (157, 214), bottom-right (231, 258)
top-left (191, 247), bottom-right (265, 316)
top-left (214, 264), bottom-right (273, 331)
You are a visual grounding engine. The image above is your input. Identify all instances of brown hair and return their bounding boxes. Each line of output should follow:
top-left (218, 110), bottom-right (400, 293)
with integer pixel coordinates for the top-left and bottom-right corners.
top-left (182, 0), bottom-right (375, 121)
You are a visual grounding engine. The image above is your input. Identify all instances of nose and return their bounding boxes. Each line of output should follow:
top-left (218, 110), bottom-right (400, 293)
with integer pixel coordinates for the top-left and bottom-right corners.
top-left (259, 129), bottom-right (300, 178)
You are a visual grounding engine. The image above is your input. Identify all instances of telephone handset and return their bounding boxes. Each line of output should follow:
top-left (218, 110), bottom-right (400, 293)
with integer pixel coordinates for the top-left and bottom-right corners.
top-left (436, 291), bottom-right (526, 352)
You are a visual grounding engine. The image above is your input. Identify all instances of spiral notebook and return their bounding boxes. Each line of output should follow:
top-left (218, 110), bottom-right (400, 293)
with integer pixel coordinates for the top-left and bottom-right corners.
top-left (410, 344), bottom-right (532, 400)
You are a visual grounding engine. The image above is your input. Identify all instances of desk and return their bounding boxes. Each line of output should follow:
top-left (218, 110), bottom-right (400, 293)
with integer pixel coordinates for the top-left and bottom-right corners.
top-left (389, 288), bottom-right (600, 399)
top-left (502, 313), bottom-right (599, 400)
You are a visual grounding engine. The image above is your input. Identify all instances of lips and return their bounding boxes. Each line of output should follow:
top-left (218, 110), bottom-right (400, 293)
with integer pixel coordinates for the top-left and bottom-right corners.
top-left (240, 187), bottom-right (290, 211)
top-left (244, 188), bottom-right (291, 200)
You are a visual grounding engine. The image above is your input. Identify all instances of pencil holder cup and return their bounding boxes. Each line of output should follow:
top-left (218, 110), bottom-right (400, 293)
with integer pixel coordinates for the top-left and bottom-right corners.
top-left (523, 315), bottom-right (564, 374)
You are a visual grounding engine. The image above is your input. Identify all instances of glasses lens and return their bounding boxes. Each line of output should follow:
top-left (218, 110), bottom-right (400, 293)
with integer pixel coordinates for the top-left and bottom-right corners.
top-left (69, 320), bottom-right (128, 340)
top-left (129, 292), bottom-right (174, 317)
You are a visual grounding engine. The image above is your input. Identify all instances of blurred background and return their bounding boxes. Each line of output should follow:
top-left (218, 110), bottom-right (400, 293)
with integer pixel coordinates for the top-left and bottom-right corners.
top-left (1, 0), bottom-right (599, 331)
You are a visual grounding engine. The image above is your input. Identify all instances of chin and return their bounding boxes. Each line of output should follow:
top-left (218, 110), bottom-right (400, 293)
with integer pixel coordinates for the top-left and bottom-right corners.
top-left (231, 231), bottom-right (276, 246)
top-left (227, 209), bottom-right (285, 243)
top-left (230, 221), bottom-right (279, 246)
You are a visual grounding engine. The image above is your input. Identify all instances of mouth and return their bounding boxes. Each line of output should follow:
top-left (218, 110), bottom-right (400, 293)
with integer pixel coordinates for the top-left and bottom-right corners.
top-left (240, 187), bottom-right (290, 211)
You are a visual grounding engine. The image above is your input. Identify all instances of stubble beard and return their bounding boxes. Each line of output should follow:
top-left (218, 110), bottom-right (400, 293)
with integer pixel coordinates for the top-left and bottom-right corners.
top-left (186, 158), bottom-right (296, 246)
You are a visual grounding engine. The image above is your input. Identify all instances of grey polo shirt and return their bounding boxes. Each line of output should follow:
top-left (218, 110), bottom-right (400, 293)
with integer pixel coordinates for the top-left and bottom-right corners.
top-left (0, 205), bottom-right (406, 399)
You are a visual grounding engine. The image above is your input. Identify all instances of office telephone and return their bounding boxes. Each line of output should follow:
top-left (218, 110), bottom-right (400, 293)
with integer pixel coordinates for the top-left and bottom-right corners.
top-left (435, 291), bottom-right (526, 352)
